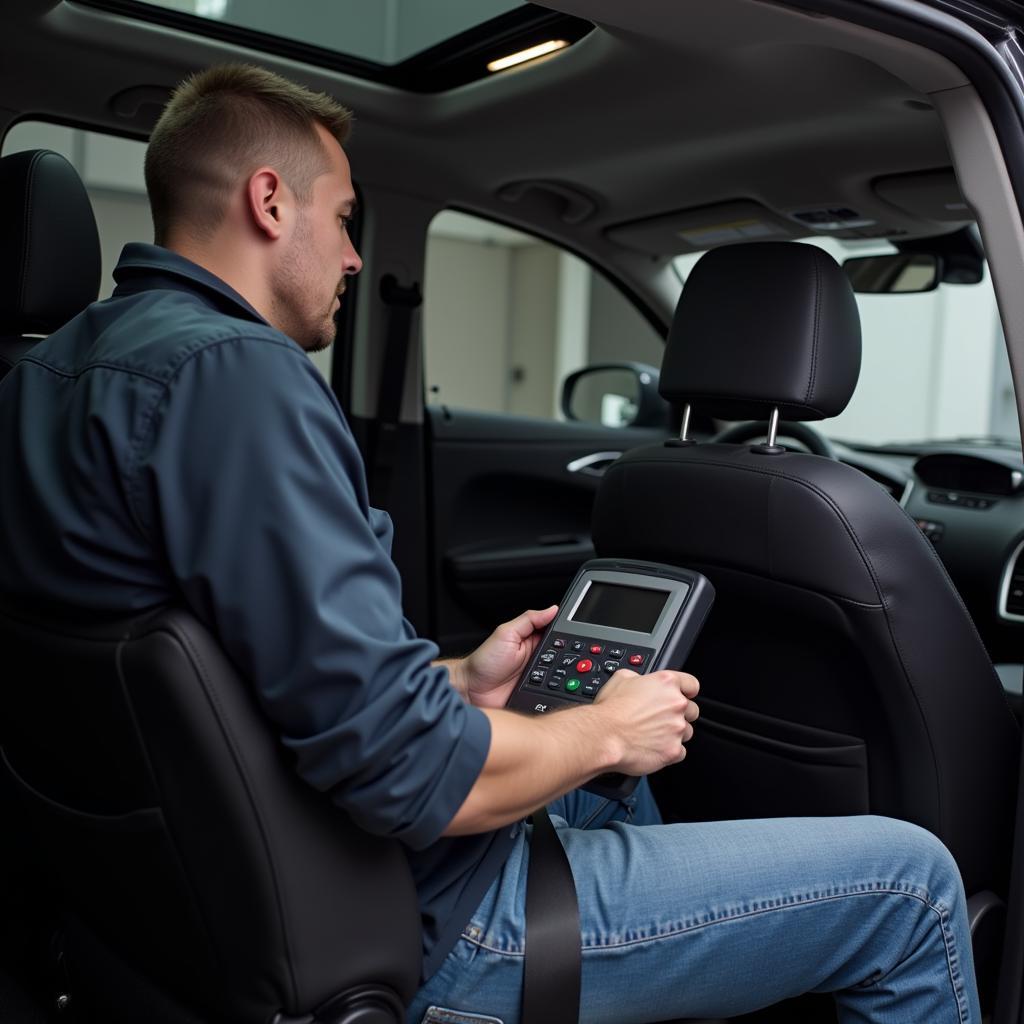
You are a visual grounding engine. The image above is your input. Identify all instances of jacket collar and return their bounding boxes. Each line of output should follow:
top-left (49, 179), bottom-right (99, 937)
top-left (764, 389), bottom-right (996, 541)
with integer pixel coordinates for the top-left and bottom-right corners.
top-left (112, 243), bottom-right (269, 326)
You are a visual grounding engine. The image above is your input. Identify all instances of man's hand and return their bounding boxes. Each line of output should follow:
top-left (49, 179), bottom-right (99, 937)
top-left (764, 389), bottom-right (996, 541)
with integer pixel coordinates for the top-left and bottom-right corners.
top-left (452, 605), bottom-right (559, 709)
top-left (594, 669), bottom-right (701, 776)
top-left (443, 667), bottom-right (701, 835)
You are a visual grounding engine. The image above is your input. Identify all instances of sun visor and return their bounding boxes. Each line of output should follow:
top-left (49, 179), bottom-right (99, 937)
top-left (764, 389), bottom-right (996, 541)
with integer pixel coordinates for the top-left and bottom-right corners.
top-left (605, 201), bottom-right (798, 256)
top-left (873, 169), bottom-right (970, 223)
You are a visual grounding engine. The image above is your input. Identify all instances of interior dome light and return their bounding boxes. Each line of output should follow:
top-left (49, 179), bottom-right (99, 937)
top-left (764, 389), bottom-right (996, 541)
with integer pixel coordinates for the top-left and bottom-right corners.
top-left (487, 39), bottom-right (569, 72)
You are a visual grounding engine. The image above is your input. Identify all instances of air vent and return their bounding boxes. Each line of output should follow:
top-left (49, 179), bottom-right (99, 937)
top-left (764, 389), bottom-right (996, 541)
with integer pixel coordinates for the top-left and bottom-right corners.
top-left (999, 538), bottom-right (1024, 621)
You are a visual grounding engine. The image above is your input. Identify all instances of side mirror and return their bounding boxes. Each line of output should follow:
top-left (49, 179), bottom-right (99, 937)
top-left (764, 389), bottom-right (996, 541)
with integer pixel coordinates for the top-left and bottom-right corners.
top-left (561, 362), bottom-right (670, 428)
top-left (842, 253), bottom-right (941, 294)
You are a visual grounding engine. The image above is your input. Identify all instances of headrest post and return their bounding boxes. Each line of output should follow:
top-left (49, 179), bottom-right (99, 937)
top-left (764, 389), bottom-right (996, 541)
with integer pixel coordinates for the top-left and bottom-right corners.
top-left (665, 403), bottom-right (697, 448)
top-left (751, 406), bottom-right (786, 456)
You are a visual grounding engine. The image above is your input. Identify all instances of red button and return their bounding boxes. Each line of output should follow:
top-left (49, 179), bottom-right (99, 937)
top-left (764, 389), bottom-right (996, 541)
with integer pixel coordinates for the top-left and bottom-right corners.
top-left (589, 644), bottom-right (603, 654)
top-left (575, 658), bottom-right (593, 673)
top-left (628, 654), bottom-right (645, 666)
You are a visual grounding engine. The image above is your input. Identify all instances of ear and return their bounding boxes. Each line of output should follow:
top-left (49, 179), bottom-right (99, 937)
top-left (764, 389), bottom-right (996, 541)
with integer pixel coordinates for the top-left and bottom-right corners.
top-left (245, 167), bottom-right (290, 241)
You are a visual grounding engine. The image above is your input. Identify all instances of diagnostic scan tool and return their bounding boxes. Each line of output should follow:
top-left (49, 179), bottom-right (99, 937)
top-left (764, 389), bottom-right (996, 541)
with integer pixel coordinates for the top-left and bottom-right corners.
top-left (507, 558), bottom-right (714, 799)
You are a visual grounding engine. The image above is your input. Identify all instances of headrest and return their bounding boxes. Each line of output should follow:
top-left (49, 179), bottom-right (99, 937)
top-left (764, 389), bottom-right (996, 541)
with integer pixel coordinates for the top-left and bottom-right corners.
top-left (0, 149), bottom-right (101, 335)
top-left (659, 242), bottom-right (862, 421)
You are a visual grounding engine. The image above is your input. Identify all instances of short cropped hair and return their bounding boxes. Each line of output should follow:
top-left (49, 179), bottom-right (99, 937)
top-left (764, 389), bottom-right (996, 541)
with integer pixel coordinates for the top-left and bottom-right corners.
top-left (145, 63), bottom-right (353, 244)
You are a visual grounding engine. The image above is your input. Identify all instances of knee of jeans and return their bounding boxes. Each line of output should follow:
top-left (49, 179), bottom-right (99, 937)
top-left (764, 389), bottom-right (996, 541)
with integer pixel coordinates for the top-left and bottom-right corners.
top-left (869, 816), bottom-right (964, 904)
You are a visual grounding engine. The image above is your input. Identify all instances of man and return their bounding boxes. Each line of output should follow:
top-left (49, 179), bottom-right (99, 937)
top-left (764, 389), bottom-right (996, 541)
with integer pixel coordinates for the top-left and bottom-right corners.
top-left (0, 64), bottom-right (980, 1024)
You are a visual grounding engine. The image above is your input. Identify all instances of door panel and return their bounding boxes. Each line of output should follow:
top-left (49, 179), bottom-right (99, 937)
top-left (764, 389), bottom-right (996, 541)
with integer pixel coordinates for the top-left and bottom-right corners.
top-left (427, 407), bottom-right (667, 654)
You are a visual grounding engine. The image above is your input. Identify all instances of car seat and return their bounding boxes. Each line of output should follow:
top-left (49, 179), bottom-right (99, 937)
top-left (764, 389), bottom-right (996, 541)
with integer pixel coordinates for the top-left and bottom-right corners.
top-left (592, 240), bottom-right (1019, 928)
top-left (0, 603), bottom-right (421, 1023)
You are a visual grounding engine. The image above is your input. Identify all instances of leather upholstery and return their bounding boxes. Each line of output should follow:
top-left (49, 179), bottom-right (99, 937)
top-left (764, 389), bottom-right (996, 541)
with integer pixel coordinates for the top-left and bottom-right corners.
top-left (0, 148), bottom-right (101, 339)
top-left (595, 240), bottom-right (1019, 899)
top-left (0, 605), bottom-right (420, 1022)
top-left (660, 242), bottom-right (861, 421)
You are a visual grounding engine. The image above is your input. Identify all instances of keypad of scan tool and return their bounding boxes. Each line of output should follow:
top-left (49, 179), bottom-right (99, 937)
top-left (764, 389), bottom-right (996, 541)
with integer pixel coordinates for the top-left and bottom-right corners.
top-left (526, 634), bottom-right (655, 702)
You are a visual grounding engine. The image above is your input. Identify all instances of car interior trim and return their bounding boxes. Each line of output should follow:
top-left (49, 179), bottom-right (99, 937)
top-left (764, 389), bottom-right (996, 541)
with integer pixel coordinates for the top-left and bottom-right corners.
top-left (565, 451), bottom-right (625, 476)
top-left (997, 534), bottom-right (1024, 621)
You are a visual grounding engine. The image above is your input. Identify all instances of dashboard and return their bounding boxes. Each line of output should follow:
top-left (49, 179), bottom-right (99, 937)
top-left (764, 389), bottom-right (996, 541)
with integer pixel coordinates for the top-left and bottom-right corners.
top-left (839, 441), bottom-right (1024, 668)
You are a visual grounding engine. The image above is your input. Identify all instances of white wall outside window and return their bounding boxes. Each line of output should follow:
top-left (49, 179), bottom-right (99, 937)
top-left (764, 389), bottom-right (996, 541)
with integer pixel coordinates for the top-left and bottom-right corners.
top-left (423, 210), bottom-right (664, 421)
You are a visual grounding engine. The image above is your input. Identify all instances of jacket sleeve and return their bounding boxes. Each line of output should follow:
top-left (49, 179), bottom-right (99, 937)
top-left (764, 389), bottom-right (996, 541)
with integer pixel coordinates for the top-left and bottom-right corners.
top-left (130, 334), bottom-right (489, 850)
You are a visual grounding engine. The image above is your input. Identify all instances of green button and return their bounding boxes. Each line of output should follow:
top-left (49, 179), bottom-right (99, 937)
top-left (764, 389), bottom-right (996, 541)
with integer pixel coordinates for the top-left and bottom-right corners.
top-left (565, 678), bottom-right (581, 692)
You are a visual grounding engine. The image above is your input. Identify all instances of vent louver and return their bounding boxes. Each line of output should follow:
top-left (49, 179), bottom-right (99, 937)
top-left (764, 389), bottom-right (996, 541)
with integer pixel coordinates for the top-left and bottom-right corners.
top-left (999, 539), bottom-right (1024, 621)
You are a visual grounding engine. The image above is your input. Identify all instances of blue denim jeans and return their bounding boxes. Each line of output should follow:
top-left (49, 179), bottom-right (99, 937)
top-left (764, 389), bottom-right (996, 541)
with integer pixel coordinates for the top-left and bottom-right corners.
top-left (408, 782), bottom-right (980, 1024)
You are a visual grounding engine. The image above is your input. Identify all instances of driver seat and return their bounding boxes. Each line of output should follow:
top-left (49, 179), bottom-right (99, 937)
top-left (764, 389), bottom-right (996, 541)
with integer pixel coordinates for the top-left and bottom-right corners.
top-left (592, 241), bottom-right (1019, 906)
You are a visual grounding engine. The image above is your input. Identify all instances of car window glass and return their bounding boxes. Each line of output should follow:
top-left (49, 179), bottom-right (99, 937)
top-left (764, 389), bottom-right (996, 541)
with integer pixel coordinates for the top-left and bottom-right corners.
top-left (673, 238), bottom-right (1018, 447)
top-left (423, 210), bottom-right (664, 422)
top-left (1, 121), bottom-right (335, 382)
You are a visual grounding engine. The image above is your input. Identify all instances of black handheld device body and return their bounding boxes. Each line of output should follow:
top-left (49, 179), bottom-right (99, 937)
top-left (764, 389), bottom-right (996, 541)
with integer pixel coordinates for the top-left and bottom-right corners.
top-left (506, 558), bottom-right (714, 799)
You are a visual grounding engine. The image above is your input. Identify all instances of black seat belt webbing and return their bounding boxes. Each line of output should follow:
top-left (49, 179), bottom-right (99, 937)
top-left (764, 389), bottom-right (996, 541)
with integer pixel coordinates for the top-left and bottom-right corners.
top-left (370, 274), bottom-right (422, 509)
top-left (523, 807), bottom-right (581, 1024)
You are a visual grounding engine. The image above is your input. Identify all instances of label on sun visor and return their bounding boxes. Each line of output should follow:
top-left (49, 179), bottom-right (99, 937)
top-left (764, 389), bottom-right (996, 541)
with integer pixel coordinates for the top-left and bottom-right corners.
top-left (678, 218), bottom-right (779, 247)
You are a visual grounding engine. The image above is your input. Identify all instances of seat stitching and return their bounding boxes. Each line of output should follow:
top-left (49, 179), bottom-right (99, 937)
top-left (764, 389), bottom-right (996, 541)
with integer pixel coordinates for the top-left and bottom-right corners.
top-left (806, 251), bottom-right (821, 404)
top-left (17, 152), bottom-right (44, 321)
top-left (671, 390), bottom-right (830, 418)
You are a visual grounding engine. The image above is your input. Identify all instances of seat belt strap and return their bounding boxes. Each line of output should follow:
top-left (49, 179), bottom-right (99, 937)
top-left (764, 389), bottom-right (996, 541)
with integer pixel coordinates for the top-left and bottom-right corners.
top-left (523, 807), bottom-right (581, 1024)
top-left (370, 274), bottom-right (422, 509)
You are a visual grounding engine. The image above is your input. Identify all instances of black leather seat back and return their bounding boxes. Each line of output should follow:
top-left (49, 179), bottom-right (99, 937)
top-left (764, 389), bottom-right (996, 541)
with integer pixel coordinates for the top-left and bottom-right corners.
top-left (594, 241), bottom-right (1019, 898)
top-left (0, 605), bottom-right (421, 1022)
top-left (0, 148), bottom-right (101, 381)
top-left (595, 442), bottom-right (1019, 894)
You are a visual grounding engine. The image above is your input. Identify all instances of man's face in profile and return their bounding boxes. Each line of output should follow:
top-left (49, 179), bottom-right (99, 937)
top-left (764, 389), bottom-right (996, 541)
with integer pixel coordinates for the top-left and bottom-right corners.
top-left (276, 125), bottom-right (362, 352)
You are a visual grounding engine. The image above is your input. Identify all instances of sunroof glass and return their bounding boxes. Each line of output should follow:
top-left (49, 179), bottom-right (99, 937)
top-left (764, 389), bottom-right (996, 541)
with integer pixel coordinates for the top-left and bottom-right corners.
top-left (131, 0), bottom-right (528, 65)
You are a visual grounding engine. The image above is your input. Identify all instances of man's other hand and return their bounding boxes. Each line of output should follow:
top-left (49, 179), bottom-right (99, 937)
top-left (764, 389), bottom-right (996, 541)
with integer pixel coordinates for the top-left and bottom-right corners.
top-left (594, 669), bottom-right (701, 776)
top-left (458, 606), bottom-right (559, 709)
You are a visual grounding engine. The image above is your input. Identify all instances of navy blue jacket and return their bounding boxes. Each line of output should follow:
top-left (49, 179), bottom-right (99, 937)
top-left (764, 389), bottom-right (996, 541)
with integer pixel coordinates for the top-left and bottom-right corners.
top-left (0, 243), bottom-right (512, 977)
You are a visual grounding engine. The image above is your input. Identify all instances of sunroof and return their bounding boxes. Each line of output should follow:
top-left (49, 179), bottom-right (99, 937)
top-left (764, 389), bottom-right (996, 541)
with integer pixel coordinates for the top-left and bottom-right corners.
top-left (82, 0), bottom-right (593, 92)
top-left (129, 0), bottom-right (527, 66)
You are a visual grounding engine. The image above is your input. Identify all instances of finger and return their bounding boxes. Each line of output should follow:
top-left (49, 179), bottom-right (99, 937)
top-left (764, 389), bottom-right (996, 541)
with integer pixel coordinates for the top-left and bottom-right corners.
top-left (678, 673), bottom-right (700, 698)
top-left (502, 605), bottom-right (559, 641)
top-left (610, 668), bottom-right (641, 683)
top-left (684, 700), bottom-right (700, 724)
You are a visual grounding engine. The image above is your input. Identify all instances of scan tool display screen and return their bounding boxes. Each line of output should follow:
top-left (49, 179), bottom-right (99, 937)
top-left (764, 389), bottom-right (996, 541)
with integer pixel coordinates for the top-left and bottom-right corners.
top-left (570, 581), bottom-right (674, 634)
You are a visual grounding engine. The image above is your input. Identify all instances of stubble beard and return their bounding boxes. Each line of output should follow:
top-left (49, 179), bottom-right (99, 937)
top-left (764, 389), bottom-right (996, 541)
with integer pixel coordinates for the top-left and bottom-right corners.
top-left (275, 214), bottom-right (340, 352)
top-left (305, 292), bottom-right (342, 353)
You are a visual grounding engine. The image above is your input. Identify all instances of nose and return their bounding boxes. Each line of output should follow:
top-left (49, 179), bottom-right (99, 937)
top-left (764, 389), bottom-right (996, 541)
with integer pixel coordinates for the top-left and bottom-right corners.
top-left (343, 237), bottom-right (362, 276)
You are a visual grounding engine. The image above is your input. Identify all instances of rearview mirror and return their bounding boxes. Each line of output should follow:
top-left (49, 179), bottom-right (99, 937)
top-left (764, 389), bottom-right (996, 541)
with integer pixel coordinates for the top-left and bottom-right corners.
top-left (842, 253), bottom-right (941, 294)
top-left (561, 362), bottom-right (671, 429)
